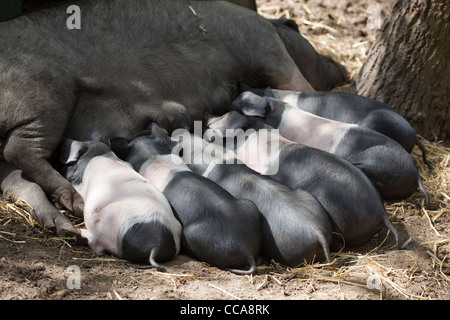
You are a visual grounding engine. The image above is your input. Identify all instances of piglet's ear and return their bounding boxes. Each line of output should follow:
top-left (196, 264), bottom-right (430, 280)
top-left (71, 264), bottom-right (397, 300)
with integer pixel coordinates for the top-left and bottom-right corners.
top-left (59, 139), bottom-right (88, 165)
top-left (149, 122), bottom-right (169, 138)
top-left (149, 122), bottom-right (177, 149)
top-left (232, 91), bottom-right (269, 118)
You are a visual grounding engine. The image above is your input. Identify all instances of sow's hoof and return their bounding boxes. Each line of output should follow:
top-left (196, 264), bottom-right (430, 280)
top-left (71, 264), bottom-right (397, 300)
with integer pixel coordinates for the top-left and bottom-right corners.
top-left (26, 202), bottom-right (80, 236)
top-left (52, 188), bottom-right (85, 218)
top-left (40, 211), bottom-right (80, 237)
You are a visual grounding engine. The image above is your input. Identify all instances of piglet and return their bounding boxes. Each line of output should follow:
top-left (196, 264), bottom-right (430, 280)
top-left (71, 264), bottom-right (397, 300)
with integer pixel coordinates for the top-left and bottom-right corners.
top-left (59, 139), bottom-right (182, 270)
top-left (111, 125), bottom-right (262, 274)
top-left (250, 87), bottom-right (432, 169)
top-left (232, 91), bottom-right (429, 205)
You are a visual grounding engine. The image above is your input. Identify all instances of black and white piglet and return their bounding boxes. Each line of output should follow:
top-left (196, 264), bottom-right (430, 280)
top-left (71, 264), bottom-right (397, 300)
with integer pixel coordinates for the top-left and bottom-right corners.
top-left (250, 87), bottom-right (432, 169)
top-left (59, 139), bottom-right (182, 270)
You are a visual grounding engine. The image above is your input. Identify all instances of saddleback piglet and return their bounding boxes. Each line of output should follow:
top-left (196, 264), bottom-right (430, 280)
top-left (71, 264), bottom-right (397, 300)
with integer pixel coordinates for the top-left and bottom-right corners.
top-left (59, 139), bottom-right (182, 270)
top-left (232, 91), bottom-right (429, 205)
top-left (252, 88), bottom-right (433, 169)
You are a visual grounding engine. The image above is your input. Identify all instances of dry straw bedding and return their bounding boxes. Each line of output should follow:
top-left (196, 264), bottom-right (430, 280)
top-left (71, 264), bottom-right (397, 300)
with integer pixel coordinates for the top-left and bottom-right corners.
top-left (0, 0), bottom-right (449, 300)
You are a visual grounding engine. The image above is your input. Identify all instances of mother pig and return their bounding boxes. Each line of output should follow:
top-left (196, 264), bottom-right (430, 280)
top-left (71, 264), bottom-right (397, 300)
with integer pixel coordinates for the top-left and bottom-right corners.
top-left (0, 0), bottom-right (335, 233)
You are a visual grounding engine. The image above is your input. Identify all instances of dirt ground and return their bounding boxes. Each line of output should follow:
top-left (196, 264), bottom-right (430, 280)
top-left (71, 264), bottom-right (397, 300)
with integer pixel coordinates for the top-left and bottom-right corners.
top-left (1, 0), bottom-right (449, 301)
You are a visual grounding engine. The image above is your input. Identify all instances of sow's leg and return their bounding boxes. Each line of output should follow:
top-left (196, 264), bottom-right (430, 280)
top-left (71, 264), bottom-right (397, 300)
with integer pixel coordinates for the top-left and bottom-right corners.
top-left (1, 68), bottom-right (84, 221)
top-left (249, 24), bottom-right (315, 92)
top-left (3, 122), bottom-right (84, 219)
top-left (0, 161), bottom-right (79, 235)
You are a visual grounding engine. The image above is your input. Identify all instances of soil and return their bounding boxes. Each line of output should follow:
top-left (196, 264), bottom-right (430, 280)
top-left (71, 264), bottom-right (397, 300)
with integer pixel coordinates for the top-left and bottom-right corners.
top-left (1, 0), bottom-right (449, 302)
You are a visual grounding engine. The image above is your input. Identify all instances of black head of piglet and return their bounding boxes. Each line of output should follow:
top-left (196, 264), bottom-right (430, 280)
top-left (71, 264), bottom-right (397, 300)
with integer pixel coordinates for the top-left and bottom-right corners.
top-left (231, 91), bottom-right (286, 129)
top-left (59, 139), bottom-right (112, 187)
top-left (110, 123), bottom-right (178, 172)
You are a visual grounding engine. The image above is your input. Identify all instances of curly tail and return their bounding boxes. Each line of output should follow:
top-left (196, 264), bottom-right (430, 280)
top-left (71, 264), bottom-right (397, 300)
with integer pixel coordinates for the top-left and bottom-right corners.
top-left (382, 214), bottom-right (411, 250)
top-left (149, 247), bottom-right (167, 272)
top-left (417, 176), bottom-right (430, 208)
top-left (318, 233), bottom-right (332, 263)
top-left (136, 247), bottom-right (167, 272)
top-left (226, 255), bottom-right (257, 275)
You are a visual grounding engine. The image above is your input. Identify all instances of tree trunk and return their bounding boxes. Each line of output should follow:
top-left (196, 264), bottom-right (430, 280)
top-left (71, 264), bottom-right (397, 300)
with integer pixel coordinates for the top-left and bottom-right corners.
top-left (353, 0), bottom-right (450, 142)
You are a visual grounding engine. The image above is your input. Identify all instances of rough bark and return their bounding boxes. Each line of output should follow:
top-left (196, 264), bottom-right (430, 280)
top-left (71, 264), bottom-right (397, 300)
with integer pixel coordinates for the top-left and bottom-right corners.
top-left (353, 0), bottom-right (450, 142)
